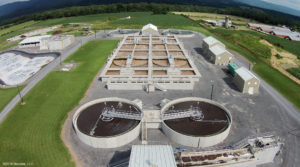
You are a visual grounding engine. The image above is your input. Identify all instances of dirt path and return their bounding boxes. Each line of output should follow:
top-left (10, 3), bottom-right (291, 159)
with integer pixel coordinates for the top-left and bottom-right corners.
top-left (260, 40), bottom-right (300, 85)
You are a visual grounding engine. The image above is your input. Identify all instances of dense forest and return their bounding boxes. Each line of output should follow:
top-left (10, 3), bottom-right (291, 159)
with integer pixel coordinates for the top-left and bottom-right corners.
top-left (1, 3), bottom-right (300, 30)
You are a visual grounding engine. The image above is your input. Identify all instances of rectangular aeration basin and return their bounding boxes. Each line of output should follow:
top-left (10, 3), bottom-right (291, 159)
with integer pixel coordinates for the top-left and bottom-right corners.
top-left (116, 51), bottom-right (132, 57)
top-left (134, 70), bottom-right (148, 75)
top-left (181, 70), bottom-right (195, 75)
top-left (167, 44), bottom-right (180, 50)
top-left (134, 51), bottom-right (148, 57)
top-left (153, 70), bottom-right (167, 75)
top-left (175, 59), bottom-right (191, 68)
top-left (120, 44), bottom-right (135, 50)
top-left (152, 44), bottom-right (166, 50)
top-left (135, 44), bottom-right (149, 50)
top-left (152, 51), bottom-right (167, 56)
top-left (106, 70), bottom-right (120, 75)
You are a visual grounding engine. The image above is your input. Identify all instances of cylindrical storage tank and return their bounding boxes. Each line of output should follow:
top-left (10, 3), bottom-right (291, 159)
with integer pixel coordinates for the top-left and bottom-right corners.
top-left (72, 97), bottom-right (141, 148)
top-left (161, 97), bottom-right (232, 148)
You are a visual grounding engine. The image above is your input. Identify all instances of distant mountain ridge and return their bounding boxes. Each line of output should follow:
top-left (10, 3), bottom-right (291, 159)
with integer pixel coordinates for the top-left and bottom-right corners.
top-left (0, 0), bottom-right (300, 21)
top-left (0, 0), bottom-right (240, 19)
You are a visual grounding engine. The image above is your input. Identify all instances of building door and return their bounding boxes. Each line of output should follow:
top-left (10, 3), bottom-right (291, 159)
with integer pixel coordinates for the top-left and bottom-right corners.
top-left (248, 87), bottom-right (254, 94)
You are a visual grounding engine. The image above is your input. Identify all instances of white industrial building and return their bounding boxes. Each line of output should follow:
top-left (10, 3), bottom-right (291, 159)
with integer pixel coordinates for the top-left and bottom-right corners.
top-left (202, 36), bottom-right (225, 55)
top-left (19, 35), bottom-right (51, 48)
top-left (208, 45), bottom-right (233, 65)
top-left (204, 16), bottom-right (232, 28)
top-left (141, 23), bottom-right (159, 35)
top-left (233, 67), bottom-right (260, 94)
top-left (129, 145), bottom-right (176, 167)
top-left (40, 35), bottom-right (75, 50)
top-left (19, 35), bottom-right (74, 50)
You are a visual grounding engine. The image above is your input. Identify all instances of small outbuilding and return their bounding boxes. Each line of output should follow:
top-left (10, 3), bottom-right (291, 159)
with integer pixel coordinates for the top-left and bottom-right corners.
top-left (208, 45), bottom-right (233, 65)
top-left (19, 35), bottom-right (51, 48)
top-left (202, 36), bottom-right (225, 55)
top-left (40, 35), bottom-right (75, 50)
top-left (141, 24), bottom-right (159, 36)
top-left (233, 67), bottom-right (260, 94)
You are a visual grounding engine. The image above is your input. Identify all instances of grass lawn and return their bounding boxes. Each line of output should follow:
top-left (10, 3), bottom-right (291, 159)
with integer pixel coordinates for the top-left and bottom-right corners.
top-left (0, 86), bottom-right (25, 112)
top-left (210, 29), bottom-right (272, 59)
top-left (109, 12), bottom-right (197, 28)
top-left (0, 40), bottom-right (118, 167)
top-left (33, 12), bottom-right (196, 28)
top-left (174, 12), bottom-right (255, 25)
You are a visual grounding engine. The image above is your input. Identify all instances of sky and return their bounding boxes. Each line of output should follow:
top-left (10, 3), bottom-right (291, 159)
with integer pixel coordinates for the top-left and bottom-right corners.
top-left (0, 0), bottom-right (28, 6)
top-left (262, 0), bottom-right (300, 11)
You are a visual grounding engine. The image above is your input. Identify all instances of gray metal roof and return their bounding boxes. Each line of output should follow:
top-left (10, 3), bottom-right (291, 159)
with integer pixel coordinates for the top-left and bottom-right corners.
top-left (272, 30), bottom-right (299, 36)
top-left (129, 145), bottom-right (176, 167)
top-left (19, 35), bottom-right (51, 45)
top-left (248, 23), bottom-right (291, 32)
top-left (209, 45), bottom-right (232, 57)
top-left (203, 36), bottom-right (224, 47)
top-left (235, 67), bottom-right (259, 82)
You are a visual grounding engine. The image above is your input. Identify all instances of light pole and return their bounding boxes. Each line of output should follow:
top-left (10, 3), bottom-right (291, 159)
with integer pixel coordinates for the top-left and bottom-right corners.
top-left (60, 54), bottom-right (62, 66)
top-left (16, 84), bottom-right (24, 104)
top-left (210, 80), bottom-right (214, 100)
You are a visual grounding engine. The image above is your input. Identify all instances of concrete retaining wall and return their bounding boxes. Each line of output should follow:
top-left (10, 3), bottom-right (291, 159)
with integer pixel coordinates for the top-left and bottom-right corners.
top-left (72, 97), bottom-right (141, 148)
top-left (161, 97), bottom-right (232, 147)
top-left (106, 82), bottom-right (194, 90)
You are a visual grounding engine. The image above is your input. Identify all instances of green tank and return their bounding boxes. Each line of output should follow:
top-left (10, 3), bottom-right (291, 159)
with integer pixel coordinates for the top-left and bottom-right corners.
top-left (228, 63), bottom-right (239, 76)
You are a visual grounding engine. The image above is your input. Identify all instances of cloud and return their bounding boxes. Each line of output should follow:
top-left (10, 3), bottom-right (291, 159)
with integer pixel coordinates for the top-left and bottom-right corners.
top-left (262, 0), bottom-right (300, 11)
top-left (0, 0), bottom-right (29, 6)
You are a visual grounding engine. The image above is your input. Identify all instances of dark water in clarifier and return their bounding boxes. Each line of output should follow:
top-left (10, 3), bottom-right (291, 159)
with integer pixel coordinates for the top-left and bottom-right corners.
top-left (164, 101), bottom-right (230, 136)
top-left (77, 101), bottom-right (140, 137)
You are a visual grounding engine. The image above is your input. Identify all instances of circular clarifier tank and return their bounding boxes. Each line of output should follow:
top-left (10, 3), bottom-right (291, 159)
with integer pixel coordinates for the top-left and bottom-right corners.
top-left (161, 97), bottom-right (232, 147)
top-left (73, 98), bottom-right (141, 148)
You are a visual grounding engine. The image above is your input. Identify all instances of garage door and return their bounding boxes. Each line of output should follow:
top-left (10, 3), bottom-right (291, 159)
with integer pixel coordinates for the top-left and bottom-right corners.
top-left (248, 87), bottom-right (254, 94)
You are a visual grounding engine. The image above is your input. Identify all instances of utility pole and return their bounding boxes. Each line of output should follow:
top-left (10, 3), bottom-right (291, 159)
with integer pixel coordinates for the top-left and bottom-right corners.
top-left (16, 84), bottom-right (24, 104)
top-left (210, 80), bottom-right (214, 100)
top-left (60, 55), bottom-right (62, 66)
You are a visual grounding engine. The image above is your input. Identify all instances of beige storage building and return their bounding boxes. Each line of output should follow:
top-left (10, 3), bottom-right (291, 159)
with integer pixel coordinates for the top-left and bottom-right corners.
top-left (141, 24), bottom-right (159, 36)
top-left (202, 36), bottom-right (225, 54)
top-left (233, 67), bottom-right (260, 94)
top-left (208, 45), bottom-right (233, 65)
top-left (40, 35), bottom-right (75, 50)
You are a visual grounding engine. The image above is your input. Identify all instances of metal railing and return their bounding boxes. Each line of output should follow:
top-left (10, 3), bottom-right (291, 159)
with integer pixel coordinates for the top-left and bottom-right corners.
top-left (162, 107), bottom-right (203, 121)
top-left (102, 107), bottom-right (141, 120)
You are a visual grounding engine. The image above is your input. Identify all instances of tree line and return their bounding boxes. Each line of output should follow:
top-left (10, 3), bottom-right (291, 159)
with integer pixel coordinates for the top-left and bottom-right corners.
top-left (1, 3), bottom-right (300, 30)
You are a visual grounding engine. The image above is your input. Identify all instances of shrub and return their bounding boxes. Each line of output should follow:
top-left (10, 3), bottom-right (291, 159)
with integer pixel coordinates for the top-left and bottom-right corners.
top-left (287, 68), bottom-right (300, 79)
top-left (275, 54), bottom-right (283, 59)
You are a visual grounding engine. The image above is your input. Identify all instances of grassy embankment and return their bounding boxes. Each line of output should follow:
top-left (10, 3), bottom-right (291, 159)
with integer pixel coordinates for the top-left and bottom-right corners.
top-left (0, 86), bottom-right (25, 112)
top-left (0, 40), bottom-right (118, 166)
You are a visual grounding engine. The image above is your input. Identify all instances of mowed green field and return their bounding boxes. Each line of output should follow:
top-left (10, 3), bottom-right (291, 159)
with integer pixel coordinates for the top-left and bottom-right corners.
top-left (211, 28), bottom-right (300, 59)
top-left (211, 29), bottom-right (272, 59)
top-left (0, 87), bottom-right (25, 112)
top-left (0, 40), bottom-right (118, 166)
top-left (33, 12), bottom-right (196, 28)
